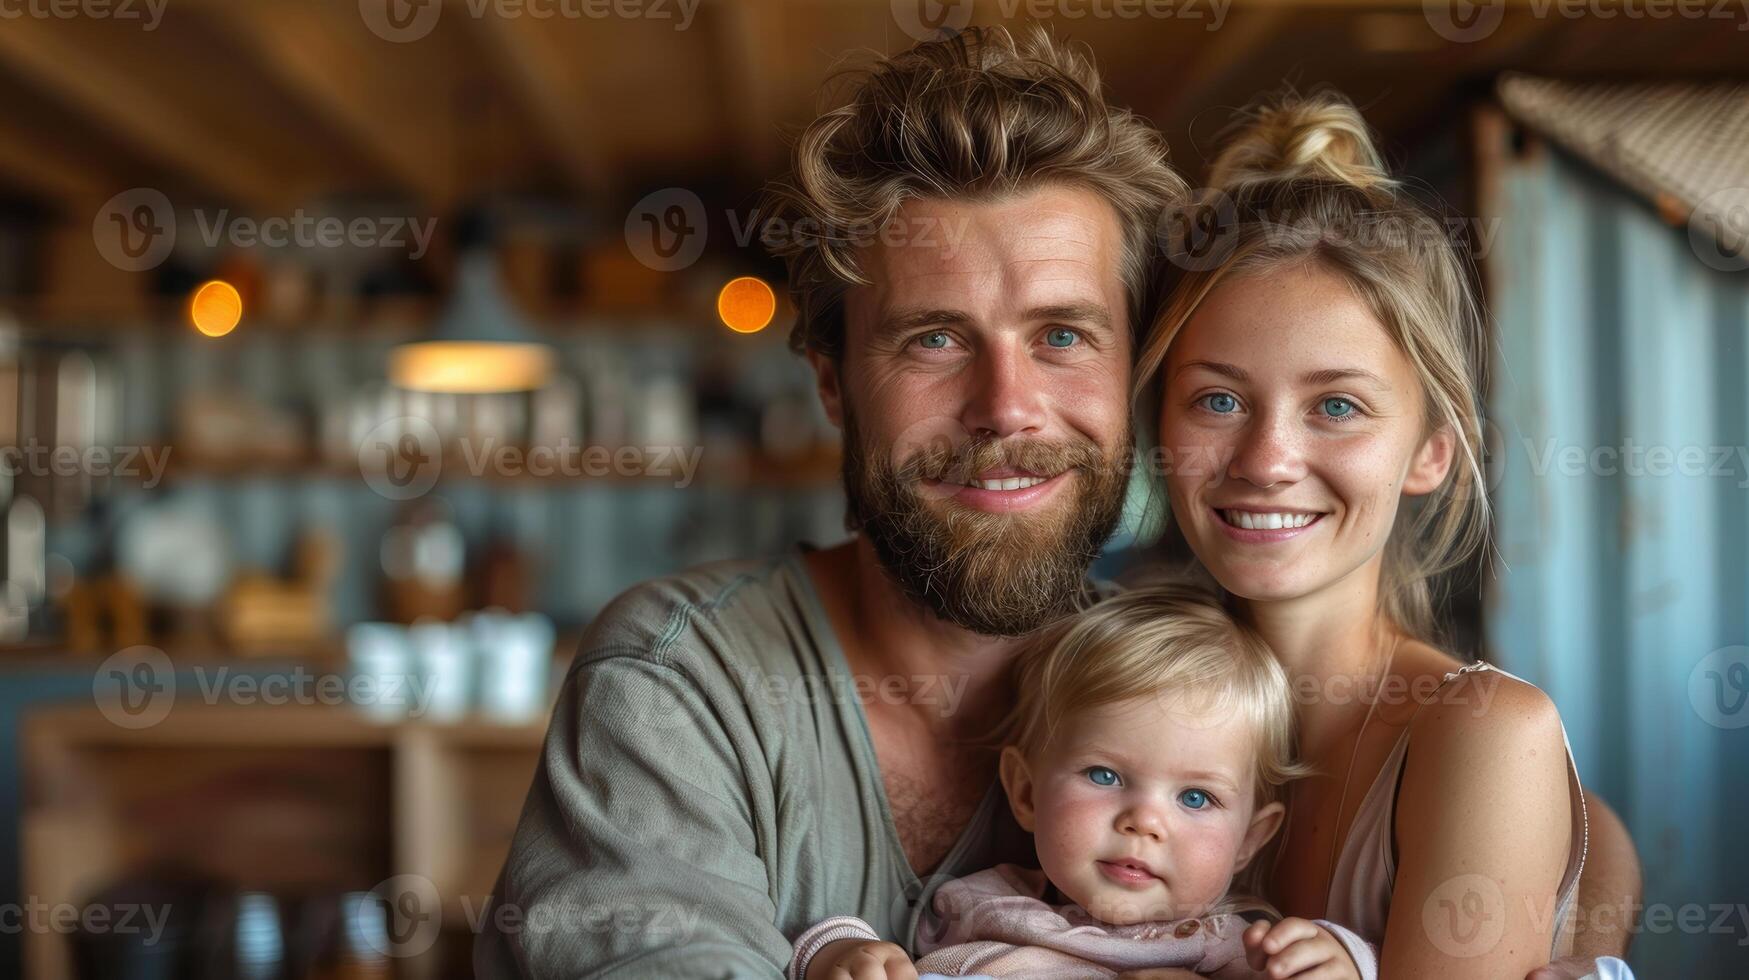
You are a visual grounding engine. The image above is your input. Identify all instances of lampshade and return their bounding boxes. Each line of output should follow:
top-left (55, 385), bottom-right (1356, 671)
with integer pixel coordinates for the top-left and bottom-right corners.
top-left (389, 248), bottom-right (554, 393)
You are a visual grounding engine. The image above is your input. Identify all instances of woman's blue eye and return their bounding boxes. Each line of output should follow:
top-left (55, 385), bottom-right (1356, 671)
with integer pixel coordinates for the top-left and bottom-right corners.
top-left (918, 332), bottom-right (950, 350)
top-left (1202, 393), bottom-right (1239, 414)
top-left (1179, 789), bottom-right (1210, 810)
top-left (1046, 328), bottom-right (1078, 348)
top-left (1322, 397), bottom-right (1356, 419)
top-left (1085, 766), bottom-right (1120, 787)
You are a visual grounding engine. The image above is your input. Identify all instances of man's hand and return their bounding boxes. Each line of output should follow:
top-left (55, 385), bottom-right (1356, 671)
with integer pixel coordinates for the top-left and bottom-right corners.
top-left (1244, 918), bottom-right (1362, 979)
top-left (806, 938), bottom-right (918, 980)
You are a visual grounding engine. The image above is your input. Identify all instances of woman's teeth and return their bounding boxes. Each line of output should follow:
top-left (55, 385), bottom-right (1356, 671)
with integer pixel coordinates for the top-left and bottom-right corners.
top-left (964, 475), bottom-right (1048, 491)
top-left (1222, 510), bottom-right (1318, 530)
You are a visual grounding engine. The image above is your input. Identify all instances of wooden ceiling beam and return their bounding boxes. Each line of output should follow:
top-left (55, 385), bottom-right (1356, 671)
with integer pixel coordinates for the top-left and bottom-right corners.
top-left (204, 1), bottom-right (454, 205)
top-left (473, 11), bottom-right (615, 200)
top-left (0, 119), bottom-right (108, 207)
top-left (0, 18), bottom-right (286, 210)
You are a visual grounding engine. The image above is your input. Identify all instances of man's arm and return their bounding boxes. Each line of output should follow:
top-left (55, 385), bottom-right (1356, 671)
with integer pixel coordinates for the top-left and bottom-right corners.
top-left (474, 652), bottom-right (792, 978)
top-left (1571, 793), bottom-right (1642, 958)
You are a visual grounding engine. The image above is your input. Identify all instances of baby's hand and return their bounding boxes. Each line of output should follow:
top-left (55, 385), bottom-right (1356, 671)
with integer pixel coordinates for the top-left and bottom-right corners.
top-left (1242, 917), bottom-right (1361, 980)
top-left (806, 938), bottom-right (919, 980)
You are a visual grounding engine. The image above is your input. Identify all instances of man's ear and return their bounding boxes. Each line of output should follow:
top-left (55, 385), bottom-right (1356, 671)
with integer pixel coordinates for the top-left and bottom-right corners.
top-left (806, 350), bottom-right (844, 429)
top-left (1402, 423), bottom-right (1457, 496)
top-left (1233, 800), bottom-right (1286, 872)
top-left (998, 746), bottom-right (1037, 832)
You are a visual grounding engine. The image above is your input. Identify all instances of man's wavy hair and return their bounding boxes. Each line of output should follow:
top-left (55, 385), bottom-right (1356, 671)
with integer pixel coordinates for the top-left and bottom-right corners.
top-left (761, 26), bottom-right (1187, 360)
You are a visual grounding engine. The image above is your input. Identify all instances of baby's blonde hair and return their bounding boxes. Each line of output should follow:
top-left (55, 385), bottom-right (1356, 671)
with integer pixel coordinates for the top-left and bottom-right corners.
top-left (1004, 579), bottom-right (1310, 807)
top-left (1001, 579), bottom-right (1311, 918)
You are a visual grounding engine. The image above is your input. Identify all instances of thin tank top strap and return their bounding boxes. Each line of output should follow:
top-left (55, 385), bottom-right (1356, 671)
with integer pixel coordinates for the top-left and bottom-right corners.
top-left (1324, 659), bottom-right (1589, 957)
top-left (1323, 661), bottom-right (1496, 920)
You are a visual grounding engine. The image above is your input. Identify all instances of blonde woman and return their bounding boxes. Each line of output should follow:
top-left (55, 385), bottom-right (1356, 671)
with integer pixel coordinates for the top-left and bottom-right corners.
top-left (1135, 93), bottom-right (1627, 978)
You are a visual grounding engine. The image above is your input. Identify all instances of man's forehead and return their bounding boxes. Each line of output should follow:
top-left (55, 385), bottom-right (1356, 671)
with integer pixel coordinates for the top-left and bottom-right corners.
top-left (850, 187), bottom-right (1128, 329)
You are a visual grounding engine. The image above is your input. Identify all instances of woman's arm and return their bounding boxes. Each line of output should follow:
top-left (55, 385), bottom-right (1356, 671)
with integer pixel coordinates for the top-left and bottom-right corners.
top-left (1379, 672), bottom-right (1574, 977)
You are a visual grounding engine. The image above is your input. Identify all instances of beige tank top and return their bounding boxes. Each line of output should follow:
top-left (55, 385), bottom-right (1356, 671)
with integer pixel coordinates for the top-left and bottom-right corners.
top-left (1323, 661), bottom-right (1588, 959)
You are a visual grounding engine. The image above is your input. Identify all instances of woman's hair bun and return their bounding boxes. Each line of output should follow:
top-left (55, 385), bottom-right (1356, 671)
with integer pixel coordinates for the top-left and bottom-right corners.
top-left (1206, 91), bottom-right (1393, 194)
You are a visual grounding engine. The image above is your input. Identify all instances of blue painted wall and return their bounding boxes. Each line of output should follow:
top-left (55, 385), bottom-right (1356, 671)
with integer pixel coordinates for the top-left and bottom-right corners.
top-left (1486, 145), bottom-right (1749, 977)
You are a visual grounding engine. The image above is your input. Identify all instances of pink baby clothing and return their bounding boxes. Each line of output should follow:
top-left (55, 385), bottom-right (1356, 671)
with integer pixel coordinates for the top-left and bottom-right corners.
top-left (788, 864), bottom-right (1377, 979)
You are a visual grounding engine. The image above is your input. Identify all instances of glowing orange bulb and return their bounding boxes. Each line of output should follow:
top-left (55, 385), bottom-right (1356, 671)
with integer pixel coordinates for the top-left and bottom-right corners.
top-left (190, 280), bottom-right (242, 337)
top-left (716, 276), bottom-right (775, 334)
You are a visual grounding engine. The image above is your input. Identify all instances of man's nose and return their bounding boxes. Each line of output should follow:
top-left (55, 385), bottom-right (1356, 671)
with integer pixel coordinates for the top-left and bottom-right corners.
top-left (960, 343), bottom-right (1047, 439)
top-left (1226, 408), bottom-right (1308, 489)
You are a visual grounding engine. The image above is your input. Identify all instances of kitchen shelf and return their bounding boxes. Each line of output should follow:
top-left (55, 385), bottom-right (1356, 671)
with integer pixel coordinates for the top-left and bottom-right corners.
top-left (21, 702), bottom-right (550, 980)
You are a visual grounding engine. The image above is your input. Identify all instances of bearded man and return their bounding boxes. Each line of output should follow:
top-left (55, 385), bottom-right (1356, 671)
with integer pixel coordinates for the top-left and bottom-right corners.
top-left (477, 27), bottom-right (1639, 980)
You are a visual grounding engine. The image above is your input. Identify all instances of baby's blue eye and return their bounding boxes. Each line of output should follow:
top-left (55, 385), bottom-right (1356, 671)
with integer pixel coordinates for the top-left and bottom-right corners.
top-left (918, 332), bottom-right (950, 350)
top-left (1322, 397), bottom-right (1356, 419)
top-left (1085, 766), bottom-right (1120, 787)
top-left (1202, 393), bottom-right (1238, 414)
top-left (1179, 789), bottom-right (1210, 810)
top-left (1046, 328), bottom-right (1078, 348)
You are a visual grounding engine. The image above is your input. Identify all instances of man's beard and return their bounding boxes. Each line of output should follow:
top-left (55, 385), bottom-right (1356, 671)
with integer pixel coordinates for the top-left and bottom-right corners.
top-left (841, 412), bottom-right (1132, 637)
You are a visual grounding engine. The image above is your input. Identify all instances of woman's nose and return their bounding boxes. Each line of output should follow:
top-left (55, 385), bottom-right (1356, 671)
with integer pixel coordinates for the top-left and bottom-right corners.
top-left (1226, 409), bottom-right (1307, 489)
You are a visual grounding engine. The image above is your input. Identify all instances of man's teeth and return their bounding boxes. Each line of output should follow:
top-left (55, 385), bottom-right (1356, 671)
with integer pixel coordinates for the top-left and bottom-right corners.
top-left (1223, 510), bottom-right (1318, 530)
top-left (965, 475), bottom-right (1049, 491)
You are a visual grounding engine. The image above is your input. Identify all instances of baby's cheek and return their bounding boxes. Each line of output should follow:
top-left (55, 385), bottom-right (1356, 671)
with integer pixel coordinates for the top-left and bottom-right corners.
top-left (1171, 821), bottom-right (1249, 912)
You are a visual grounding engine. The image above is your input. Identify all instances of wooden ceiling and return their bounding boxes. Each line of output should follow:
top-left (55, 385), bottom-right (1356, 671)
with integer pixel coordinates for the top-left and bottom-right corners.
top-left (0, 0), bottom-right (1742, 243)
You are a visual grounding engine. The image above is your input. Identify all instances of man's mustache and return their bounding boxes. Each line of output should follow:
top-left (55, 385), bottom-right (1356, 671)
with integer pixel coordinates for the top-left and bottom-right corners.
top-left (893, 436), bottom-right (1111, 486)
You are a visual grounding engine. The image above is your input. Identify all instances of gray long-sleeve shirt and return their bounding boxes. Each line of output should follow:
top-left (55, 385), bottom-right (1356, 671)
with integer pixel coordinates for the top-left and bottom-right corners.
top-left (474, 546), bottom-right (1034, 978)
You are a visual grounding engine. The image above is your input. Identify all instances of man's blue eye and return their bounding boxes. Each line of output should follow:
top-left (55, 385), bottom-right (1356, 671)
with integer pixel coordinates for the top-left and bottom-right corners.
top-left (1179, 789), bottom-right (1210, 810)
top-left (1203, 393), bottom-right (1238, 414)
top-left (1323, 397), bottom-right (1355, 419)
top-left (1086, 766), bottom-right (1119, 787)
top-left (918, 332), bottom-right (950, 350)
top-left (1046, 328), bottom-right (1078, 348)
